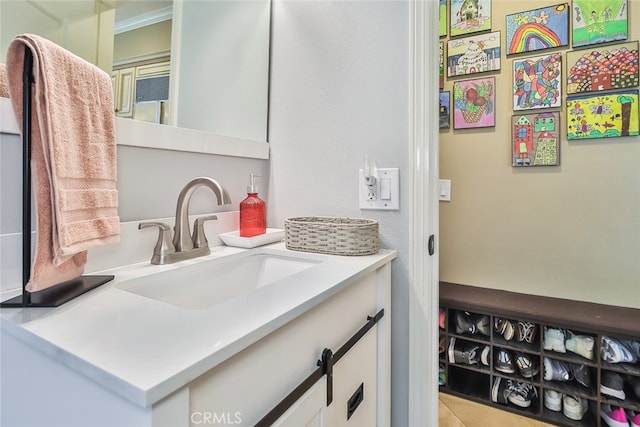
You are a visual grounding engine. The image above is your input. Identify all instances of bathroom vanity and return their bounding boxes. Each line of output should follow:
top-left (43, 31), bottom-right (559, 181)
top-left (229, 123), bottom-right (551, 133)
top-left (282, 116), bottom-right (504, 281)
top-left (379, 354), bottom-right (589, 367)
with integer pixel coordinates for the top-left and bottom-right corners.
top-left (0, 242), bottom-right (396, 427)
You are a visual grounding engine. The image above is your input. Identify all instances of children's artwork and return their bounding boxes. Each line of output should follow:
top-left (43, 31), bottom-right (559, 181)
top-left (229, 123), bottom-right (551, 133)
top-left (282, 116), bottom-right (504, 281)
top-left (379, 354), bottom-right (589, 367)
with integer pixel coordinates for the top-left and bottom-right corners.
top-left (566, 41), bottom-right (639, 95)
top-left (450, 0), bottom-right (491, 38)
top-left (453, 77), bottom-right (495, 129)
top-left (512, 112), bottom-right (560, 166)
top-left (440, 0), bottom-right (447, 37)
top-left (513, 53), bottom-right (562, 111)
top-left (440, 91), bottom-right (451, 129)
top-left (505, 4), bottom-right (569, 55)
top-left (566, 89), bottom-right (639, 140)
top-left (440, 41), bottom-right (445, 89)
top-left (572, 0), bottom-right (627, 48)
top-left (447, 31), bottom-right (501, 77)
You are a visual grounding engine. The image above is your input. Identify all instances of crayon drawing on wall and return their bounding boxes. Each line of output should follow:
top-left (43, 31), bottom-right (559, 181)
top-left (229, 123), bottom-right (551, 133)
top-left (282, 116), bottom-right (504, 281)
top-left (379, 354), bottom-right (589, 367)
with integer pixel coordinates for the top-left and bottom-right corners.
top-left (440, 91), bottom-right (451, 129)
top-left (506, 4), bottom-right (569, 55)
top-left (450, 0), bottom-right (491, 38)
top-left (513, 53), bottom-right (562, 111)
top-left (572, 0), bottom-right (627, 48)
top-left (566, 41), bottom-right (639, 95)
top-left (512, 112), bottom-right (560, 166)
top-left (453, 77), bottom-right (495, 129)
top-left (447, 31), bottom-right (501, 77)
top-left (440, 0), bottom-right (447, 37)
top-left (566, 89), bottom-right (639, 140)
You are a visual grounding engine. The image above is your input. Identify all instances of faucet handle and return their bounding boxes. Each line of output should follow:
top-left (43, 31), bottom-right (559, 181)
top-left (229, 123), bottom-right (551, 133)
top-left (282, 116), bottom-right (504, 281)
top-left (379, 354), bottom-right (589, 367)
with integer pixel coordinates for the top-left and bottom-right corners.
top-left (139, 222), bottom-right (176, 264)
top-left (192, 215), bottom-right (218, 249)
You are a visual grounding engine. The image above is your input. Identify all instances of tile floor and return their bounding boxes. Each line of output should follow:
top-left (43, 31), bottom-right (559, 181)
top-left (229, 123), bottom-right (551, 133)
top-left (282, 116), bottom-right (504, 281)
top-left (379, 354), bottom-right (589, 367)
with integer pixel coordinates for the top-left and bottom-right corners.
top-left (439, 393), bottom-right (555, 427)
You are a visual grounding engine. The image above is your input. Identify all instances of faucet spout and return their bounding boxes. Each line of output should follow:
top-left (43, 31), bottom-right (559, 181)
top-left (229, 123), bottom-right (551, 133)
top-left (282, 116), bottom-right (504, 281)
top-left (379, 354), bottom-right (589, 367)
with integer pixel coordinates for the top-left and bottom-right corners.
top-left (173, 177), bottom-right (231, 252)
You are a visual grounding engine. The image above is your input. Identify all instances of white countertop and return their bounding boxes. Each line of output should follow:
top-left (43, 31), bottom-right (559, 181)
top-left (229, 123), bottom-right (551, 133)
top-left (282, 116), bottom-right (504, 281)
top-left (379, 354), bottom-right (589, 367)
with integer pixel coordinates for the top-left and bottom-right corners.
top-left (0, 243), bottom-right (396, 408)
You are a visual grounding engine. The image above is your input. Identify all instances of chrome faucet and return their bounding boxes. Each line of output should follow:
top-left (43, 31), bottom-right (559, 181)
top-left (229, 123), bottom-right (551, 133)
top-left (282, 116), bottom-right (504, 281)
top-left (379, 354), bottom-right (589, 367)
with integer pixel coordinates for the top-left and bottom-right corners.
top-left (139, 177), bottom-right (232, 265)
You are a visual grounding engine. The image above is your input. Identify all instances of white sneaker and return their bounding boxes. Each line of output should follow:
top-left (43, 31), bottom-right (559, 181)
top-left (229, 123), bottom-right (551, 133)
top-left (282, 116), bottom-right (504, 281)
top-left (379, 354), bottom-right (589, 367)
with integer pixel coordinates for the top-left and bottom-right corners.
top-left (544, 389), bottom-right (562, 412)
top-left (563, 395), bottom-right (588, 421)
top-left (565, 330), bottom-right (595, 360)
top-left (543, 327), bottom-right (566, 353)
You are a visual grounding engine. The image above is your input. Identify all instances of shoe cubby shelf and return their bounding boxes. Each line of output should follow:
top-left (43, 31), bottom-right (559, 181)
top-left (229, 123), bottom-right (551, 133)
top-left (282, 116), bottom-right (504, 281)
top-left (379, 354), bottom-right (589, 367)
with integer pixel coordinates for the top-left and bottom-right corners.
top-left (439, 282), bottom-right (640, 427)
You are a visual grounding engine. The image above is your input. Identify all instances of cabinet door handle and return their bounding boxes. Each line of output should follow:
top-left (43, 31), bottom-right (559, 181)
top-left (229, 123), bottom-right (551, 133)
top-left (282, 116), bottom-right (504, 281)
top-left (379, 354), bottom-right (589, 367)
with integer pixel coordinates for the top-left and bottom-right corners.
top-left (428, 234), bottom-right (435, 255)
top-left (347, 383), bottom-right (364, 420)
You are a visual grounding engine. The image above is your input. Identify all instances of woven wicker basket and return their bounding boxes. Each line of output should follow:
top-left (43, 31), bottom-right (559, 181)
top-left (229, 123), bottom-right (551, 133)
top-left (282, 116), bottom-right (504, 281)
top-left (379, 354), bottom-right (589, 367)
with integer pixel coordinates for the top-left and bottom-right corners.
top-left (285, 216), bottom-right (379, 256)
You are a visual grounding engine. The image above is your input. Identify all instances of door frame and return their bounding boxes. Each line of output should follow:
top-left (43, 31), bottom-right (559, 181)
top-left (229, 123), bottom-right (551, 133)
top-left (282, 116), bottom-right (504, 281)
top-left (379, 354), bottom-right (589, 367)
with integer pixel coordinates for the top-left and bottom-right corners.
top-left (409, 1), bottom-right (440, 425)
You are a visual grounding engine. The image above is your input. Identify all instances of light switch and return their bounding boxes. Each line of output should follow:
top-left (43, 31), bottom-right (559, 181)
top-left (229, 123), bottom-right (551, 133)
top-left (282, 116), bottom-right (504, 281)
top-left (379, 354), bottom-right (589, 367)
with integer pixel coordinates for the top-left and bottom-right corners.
top-left (439, 179), bottom-right (451, 202)
top-left (380, 178), bottom-right (391, 200)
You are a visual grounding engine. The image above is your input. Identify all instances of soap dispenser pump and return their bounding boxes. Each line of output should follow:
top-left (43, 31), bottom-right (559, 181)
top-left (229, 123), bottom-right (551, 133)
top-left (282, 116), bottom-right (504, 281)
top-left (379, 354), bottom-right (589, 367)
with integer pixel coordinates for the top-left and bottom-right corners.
top-left (239, 174), bottom-right (266, 237)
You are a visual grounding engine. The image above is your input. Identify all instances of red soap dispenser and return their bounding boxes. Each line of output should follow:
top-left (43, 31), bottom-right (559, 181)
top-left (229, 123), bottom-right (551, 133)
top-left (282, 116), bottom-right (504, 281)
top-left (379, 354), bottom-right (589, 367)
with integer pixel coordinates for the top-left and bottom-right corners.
top-left (239, 174), bottom-right (266, 237)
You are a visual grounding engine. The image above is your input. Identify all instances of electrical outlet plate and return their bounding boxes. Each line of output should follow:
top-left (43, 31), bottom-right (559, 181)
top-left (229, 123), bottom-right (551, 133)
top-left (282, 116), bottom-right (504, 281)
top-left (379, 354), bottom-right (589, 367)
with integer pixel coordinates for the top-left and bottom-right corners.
top-left (359, 168), bottom-right (399, 210)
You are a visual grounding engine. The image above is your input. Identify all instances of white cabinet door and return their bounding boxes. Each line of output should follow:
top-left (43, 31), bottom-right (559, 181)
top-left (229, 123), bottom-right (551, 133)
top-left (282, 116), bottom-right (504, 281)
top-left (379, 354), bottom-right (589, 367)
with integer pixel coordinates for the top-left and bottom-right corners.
top-left (325, 325), bottom-right (378, 426)
top-left (113, 67), bottom-right (135, 117)
top-left (272, 376), bottom-right (327, 427)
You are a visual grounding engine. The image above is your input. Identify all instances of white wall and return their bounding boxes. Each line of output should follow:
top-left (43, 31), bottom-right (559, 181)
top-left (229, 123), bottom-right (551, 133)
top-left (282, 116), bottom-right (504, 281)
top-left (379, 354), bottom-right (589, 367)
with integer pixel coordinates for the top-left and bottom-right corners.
top-left (268, 1), bottom-right (411, 425)
top-left (0, 127), bottom-right (268, 298)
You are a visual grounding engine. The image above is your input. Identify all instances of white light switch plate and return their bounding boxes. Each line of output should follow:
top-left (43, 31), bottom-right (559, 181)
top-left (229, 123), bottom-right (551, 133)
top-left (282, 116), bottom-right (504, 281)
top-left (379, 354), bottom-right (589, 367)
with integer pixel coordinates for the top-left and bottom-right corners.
top-left (359, 168), bottom-right (399, 210)
top-left (439, 179), bottom-right (451, 202)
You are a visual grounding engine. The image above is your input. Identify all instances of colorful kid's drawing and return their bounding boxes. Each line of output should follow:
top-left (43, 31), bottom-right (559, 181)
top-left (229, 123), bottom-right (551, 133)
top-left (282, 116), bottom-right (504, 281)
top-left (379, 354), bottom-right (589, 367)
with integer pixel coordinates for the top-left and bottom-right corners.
top-left (453, 77), bottom-right (495, 129)
top-left (450, 0), bottom-right (491, 38)
top-left (440, 0), bottom-right (447, 37)
top-left (506, 4), bottom-right (570, 55)
top-left (512, 112), bottom-right (560, 166)
top-left (440, 41), bottom-right (445, 89)
top-left (447, 31), bottom-right (501, 77)
top-left (566, 89), bottom-right (639, 140)
top-left (513, 53), bottom-right (562, 111)
top-left (572, 0), bottom-right (628, 47)
top-left (440, 91), bottom-right (451, 129)
top-left (566, 41), bottom-right (639, 95)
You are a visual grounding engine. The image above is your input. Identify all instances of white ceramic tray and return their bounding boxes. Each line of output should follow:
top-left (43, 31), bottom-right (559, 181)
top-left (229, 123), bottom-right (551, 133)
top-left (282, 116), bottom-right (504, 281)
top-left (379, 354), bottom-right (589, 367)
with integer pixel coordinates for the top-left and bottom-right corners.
top-left (219, 228), bottom-right (285, 248)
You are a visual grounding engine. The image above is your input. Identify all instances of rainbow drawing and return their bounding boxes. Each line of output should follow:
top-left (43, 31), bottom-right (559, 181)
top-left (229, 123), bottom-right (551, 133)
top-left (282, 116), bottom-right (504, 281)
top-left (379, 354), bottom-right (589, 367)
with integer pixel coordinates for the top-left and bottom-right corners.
top-left (506, 4), bottom-right (569, 55)
top-left (509, 23), bottom-right (562, 54)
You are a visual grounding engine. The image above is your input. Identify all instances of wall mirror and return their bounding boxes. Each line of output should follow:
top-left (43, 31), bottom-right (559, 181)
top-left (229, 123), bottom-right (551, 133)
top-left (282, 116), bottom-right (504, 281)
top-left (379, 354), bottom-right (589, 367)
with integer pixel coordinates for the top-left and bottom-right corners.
top-left (0, 0), bottom-right (271, 150)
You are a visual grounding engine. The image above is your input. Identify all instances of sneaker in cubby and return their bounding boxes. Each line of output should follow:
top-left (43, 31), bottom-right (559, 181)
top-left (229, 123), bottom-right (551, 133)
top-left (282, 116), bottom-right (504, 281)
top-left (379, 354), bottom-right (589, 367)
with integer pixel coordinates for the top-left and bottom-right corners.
top-left (601, 404), bottom-right (629, 427)
top-left (480, 345), bottom-right (491, 367)
top-left (570, 363), bottom-right (591, 388)
top-left (491, 377), bottom-right (513, 405)
top-left (543, 327), bottom-right (566, 353)
top-left (563, 395), bottom-right (588, 421)
top-left (508, 382), bottom-right (537, 408)
top-left (447, 337), bottom-right (479, 365)
top-left (601, 336), bottom-right (637, 364)
top-left (627, 410), bottom-right (640, 427)
top-left (516, 321), bottom-right (537, 344)
top-left (494, 317), bottom-right (516, 341)
top-left (601, 371), bottom-right (626, 400)
top-left (515, 353), bottom-right (539, 379)
top-left (543, 357), bottom-right (570, 382)
top-left (565, 330), bottom-right (594, 360)
top-left (543, 389), bottom-right (562, 412)
top-left (495, 349), bottom-right (515, 374)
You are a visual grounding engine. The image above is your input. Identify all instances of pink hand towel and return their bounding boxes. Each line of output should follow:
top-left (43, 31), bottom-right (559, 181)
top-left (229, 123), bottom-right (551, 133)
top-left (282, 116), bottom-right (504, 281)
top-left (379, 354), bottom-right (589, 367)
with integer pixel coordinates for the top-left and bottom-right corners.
top-left (0, 63), bottom-right (9, 98)
top-left (5, 34), bottom-right (120, 292)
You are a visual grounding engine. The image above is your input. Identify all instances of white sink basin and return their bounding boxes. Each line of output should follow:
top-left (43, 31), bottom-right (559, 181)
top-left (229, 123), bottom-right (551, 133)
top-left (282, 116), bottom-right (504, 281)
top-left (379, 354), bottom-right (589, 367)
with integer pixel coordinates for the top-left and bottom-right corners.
top-left (116, 250), bottom-right (323, 309)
